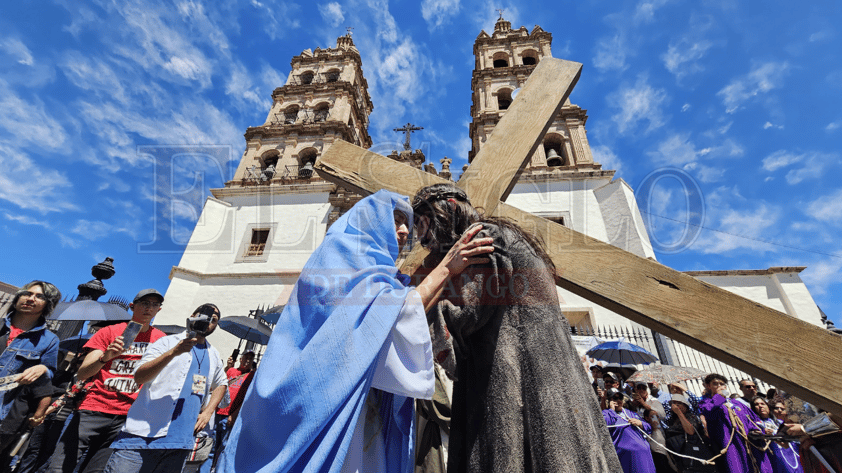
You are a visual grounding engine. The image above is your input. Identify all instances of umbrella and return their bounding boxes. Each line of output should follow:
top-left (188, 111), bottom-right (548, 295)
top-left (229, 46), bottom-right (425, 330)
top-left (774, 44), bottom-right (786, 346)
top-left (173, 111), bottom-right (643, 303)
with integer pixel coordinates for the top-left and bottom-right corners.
top-left (59, 333), bottom-right (92, 353)
top-left (625, 363), bottom-right (706, 386)
top-left (154, 324), bottom-right (186, 335)
top-left (585, 340), bottom-right (658, 365)
top-left (602, 363), bottom-right (639, 382)
top-left (258, 305), bottom-right (285, 325)
top-left (49, 300), bottom-right (131, 322)
top-left (217, 316), bottom-right (273, 345)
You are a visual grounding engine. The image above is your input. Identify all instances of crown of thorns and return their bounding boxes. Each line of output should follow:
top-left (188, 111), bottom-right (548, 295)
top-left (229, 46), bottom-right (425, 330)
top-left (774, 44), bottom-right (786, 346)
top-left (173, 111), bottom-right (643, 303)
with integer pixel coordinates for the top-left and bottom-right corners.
top-left (411, 189), bottom-right (471, 210)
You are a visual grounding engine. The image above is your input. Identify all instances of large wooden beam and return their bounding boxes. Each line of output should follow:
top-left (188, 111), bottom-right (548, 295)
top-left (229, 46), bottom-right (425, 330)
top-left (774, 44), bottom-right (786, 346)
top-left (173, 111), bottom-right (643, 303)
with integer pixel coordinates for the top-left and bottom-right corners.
top-left (456, 58), bottom-right (581, 215)
top-left (495, 203), bottom-right (842, 415)
top-left (315, 141), bottom-right (842, 416)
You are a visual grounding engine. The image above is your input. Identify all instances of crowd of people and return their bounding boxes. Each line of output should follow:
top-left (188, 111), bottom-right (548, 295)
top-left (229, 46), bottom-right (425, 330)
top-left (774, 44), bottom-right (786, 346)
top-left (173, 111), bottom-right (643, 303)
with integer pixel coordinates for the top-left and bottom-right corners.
top-left (1, 183), bottom-right (839, 473)
top-left (590, 364), bottom-right (841, 473)
top-left (0, 285), bottom-right (259, 473)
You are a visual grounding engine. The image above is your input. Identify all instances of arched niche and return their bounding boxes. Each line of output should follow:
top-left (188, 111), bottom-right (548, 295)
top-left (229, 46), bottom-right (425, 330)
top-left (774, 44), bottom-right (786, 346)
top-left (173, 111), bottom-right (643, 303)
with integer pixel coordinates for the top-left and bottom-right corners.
top-left (521, 49), bottom-right (539, 66)
top-left (492, 51), bottom-right (510, 68)
top-left (543, 133), bottom-right (568, 166)
top-left (497, 88), bottom-right (513, 111)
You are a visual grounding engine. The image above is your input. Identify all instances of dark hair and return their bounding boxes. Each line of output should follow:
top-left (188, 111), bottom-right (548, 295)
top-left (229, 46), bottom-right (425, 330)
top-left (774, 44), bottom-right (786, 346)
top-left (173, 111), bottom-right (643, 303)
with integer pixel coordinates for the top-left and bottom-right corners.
top-left (704, 373), bottom-right (727, 385)
top-left (11, 281), bottom-right (62, 318)
top-left (412, 183), bottom-right (555, 270)
top-left (193, 303), bottom-right (220, 319)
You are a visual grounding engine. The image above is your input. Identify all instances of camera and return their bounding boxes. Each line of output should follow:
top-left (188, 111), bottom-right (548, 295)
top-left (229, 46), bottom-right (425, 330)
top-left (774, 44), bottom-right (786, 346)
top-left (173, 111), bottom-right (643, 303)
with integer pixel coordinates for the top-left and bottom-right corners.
top-left (187, 305), bottom-right (217, 338)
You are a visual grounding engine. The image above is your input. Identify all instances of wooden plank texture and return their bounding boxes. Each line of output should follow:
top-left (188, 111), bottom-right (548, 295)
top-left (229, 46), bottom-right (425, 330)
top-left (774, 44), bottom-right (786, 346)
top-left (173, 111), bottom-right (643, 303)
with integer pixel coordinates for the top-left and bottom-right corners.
top-left (456, 58), bottom-right (581, 215)
top-left (494, 203), bottom-right (842, 415)
top-left (315, 142), bottom-right (842, 416)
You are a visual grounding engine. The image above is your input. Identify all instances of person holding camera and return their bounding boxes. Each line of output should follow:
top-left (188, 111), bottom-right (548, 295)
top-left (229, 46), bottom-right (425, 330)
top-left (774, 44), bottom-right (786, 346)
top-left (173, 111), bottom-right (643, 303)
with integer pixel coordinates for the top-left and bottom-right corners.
top-left (103, 303), bottom-right (228, 473)
top-left (45, 289), bottom-right (168, 473)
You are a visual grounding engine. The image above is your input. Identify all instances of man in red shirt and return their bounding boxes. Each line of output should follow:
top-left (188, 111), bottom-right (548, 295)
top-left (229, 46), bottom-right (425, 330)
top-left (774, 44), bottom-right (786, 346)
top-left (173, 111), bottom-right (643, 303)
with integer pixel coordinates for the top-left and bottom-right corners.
top-left (44, 289), bottom-right (167, 473)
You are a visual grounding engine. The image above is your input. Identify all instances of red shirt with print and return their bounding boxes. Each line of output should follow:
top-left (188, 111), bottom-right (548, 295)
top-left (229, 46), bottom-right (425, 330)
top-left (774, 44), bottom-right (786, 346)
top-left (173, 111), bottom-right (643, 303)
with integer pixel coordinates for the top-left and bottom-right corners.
top-left (78, 323), bottom-right (166, 415)
top-left (217, 368), bottom-right (251, 416)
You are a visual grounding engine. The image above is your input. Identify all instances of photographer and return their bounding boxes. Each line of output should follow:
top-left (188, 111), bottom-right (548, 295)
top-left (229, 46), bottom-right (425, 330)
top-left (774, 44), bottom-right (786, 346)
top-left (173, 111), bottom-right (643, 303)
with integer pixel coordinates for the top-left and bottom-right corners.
top-left (103, 304), bottom-right (228, 473)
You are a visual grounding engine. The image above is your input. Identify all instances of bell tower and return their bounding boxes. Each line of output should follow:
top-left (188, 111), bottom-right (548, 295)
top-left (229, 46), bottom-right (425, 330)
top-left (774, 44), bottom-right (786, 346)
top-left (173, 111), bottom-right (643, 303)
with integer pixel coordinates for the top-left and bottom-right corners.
top-left (469, 15), bottom-right (600, 173)
top-left (229, 32), bottom-right (373, 186)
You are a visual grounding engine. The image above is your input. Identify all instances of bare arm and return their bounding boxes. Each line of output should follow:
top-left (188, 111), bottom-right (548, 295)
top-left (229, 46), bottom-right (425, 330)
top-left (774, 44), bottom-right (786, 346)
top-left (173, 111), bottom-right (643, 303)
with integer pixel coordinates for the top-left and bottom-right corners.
top-left (195, 384), bottom-right (227, 435)
top-left (134, 338), bottom-right (197, 386)
top-left (415, 224), bottom-right (494, 312)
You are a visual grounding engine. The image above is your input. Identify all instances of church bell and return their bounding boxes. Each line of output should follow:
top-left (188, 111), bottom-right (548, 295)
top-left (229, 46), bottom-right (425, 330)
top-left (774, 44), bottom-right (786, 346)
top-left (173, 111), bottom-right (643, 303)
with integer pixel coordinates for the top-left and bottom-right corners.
top-left (546, 148), bottom-right (564, 167)
top-left (298, 161), bottom-right (315, 179)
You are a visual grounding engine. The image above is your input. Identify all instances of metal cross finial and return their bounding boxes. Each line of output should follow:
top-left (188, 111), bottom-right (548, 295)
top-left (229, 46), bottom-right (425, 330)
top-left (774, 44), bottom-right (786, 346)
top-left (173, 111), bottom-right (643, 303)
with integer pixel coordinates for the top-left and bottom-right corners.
top-left (346, 27), bottom-right (354, 37)
top-left (496, 8), bottom-right (504, 19)
top-left (393, 122), bottom-right (423, 151)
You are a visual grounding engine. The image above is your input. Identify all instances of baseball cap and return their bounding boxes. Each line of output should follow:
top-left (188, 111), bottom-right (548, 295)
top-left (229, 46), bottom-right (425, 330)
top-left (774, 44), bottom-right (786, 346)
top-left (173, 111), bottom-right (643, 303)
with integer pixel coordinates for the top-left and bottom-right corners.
top-left (603, 372), bottom-right (620, 381)
top-left (589, 365), bottom-right (603, 372)
top-left (670, 393), bottom-right (690, 408)
top-left (606, 388), bottom-right (629, 401)
top-left (133, 289), bottom-right (164, 304)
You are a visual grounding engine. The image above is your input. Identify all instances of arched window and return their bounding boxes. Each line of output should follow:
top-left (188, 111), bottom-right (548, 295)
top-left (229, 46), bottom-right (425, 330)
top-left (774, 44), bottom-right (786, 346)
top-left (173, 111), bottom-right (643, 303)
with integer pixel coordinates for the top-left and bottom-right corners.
top-left (325, 69), bottom-right (340, 83)
top-left (300, 71), bottom-right (314, 84)
top-left (298, 148), bottom-right (318, 178)
top-left (497, 89), bottom-right (513, 111)
top-left (492, 52), bottom-right (510, 68)
top-left (314, 102), bottom-right (330, 123)
top-left (283, 105), bottom-right (300, 124)
top-left (522, 49), bottom-right (539, 66)
top-left (543, 134), bottom-right (566, 166)
top-left (260, 151), bottom-right (279, 181)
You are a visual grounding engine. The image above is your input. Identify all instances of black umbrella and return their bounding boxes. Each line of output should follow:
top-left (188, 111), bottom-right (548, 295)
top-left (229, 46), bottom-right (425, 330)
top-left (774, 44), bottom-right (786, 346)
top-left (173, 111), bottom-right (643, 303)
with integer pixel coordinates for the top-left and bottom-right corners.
top-left (259, 305), bottom-right (285, 325)
top-left (59, 333), bottom-right (92, 353)
top-left (217, 316), bottom-right (273, 345)
top-left (585, 340), bottom-right (658, 365)
top-left (49, 300), bottom-right (131, 322)
top-left (154, 325), bottom-right (185, 335)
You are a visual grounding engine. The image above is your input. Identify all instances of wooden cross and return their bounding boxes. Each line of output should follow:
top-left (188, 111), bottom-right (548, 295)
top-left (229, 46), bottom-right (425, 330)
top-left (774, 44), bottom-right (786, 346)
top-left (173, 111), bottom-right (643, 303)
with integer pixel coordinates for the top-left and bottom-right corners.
top-left (315, 58), bottom-right (842, 416)
top-left (393, 123), bottom-right (424, 151)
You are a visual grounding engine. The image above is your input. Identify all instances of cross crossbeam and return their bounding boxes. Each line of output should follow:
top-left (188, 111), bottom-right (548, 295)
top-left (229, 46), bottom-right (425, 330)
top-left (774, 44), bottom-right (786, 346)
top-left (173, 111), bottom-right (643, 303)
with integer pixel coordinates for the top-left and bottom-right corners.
top-left (314, 58), bottom-right (842, 416)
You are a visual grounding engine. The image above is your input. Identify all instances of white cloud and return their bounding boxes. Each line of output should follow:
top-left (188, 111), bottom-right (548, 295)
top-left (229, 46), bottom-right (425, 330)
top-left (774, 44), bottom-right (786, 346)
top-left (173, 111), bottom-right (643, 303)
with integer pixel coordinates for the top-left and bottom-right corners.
top-left (717, 61), bottom-right (790, 114)
top-left (763, 121), bottom-right (783, 130)
top-left (662, 39), bottom-right (712, 81)
top-left (801, 259), bottom-right (842, 296)
top-left (593, 34), bottom-right (629, 72)
top-left (681, 104), bottom-right (690, 112)
top-left (826, 121), bottom-right (841, 132)
top-left (319, 2), bottom-right (345, 27)
top-left (809, 29), bottom-right (833, 42)
top-left (421, 0), bottom-right (460, 30)
top-left (609, 76), bottom-right (668, 135)
top-left (805, 189), bottom-right (842, 224)
top-left (224, 62), bottom-right (266, 111)
top-left (59, 51), bottom-right (128, 103)
top-left (0, 37), bottom-right (34, 66)
top-left (648, 133), bottom-right (697, 166)
top-left (0, 80), bottom-right (69, 150)
top-left (692, 190), bottom-right (781, 254)
top-left (761, 150), bottom-right (838, 184)
top-left (0, 144), bottom-right (77, 213)
top-left (591, 145), bottom-right (623, 177)
top-left (633, 0), bottom-right (671, 23)
top-left (762, 150), bottom-right (801, 171)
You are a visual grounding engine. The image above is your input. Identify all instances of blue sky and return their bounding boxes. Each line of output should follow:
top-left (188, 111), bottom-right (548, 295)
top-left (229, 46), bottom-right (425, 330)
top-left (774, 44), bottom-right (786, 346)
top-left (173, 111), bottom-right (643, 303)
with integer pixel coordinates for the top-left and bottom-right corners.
top-left (1, 0), bottom-right (840, 328)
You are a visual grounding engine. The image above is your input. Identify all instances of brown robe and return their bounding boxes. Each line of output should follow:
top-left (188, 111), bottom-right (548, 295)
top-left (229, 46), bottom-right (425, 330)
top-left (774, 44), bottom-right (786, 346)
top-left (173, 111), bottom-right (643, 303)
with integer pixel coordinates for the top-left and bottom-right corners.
top-left (429, 223), bottom-right (622, 472)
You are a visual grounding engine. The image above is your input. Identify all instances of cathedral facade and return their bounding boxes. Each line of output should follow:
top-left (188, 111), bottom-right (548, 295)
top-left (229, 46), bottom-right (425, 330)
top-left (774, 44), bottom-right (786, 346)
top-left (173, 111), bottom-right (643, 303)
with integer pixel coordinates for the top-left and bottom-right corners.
top-left (157, 21), bottom-right (825, 382)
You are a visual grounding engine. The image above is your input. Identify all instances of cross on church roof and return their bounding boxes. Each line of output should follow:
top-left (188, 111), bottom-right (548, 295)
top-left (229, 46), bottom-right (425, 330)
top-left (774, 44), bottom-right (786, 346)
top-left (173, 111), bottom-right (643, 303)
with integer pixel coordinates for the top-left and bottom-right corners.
top-left (345, 26), bottom-right (354, 37)
top-left (496, 8), bottom-right (505, 19)
top-left (393, 122), bottom-right (423, 150)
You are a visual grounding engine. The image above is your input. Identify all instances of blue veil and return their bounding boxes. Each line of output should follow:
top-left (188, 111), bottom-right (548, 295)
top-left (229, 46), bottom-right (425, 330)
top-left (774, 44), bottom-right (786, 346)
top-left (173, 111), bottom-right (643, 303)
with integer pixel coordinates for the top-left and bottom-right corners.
top-left (218, 190), bottom-right (417, 473)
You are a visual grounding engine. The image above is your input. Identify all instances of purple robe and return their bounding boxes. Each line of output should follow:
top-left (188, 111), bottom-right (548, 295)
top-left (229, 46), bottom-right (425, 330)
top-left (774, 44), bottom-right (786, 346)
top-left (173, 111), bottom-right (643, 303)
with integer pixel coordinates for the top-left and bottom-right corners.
top-left (603, 408), bottom-right (656, 473)
top-left (759, 418), bottom-right (803, 473)
top-left (699, 394), bottom-right (772, 473)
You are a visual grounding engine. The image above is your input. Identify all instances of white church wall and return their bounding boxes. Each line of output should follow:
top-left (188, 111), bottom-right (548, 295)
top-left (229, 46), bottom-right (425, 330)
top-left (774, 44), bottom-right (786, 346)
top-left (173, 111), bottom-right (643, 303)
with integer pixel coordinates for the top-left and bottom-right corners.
top-left (772, 273), bottom-right (823, 326)
top-left (593, 178), bottom-right (656, 259)
top-left (690, 273), bottom-right (801, 319)
top-left (506, 177), bottom-right (612, 243)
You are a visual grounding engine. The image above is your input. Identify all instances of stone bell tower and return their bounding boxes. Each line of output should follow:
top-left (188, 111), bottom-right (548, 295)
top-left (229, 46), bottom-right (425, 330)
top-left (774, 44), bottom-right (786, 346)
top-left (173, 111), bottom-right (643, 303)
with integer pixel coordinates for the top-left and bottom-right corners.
top-left (469, 15), bottom-right (600, 173)
top-left (229, 32), bottom-right (373, 187)
top-left (158, 33), bottom-right (378, 358)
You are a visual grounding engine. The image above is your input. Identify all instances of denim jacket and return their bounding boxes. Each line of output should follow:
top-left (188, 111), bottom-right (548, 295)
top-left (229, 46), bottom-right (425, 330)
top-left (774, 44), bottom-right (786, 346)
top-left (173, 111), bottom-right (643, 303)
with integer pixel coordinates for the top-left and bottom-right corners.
top-left (0, 314), bottom-right (60, 420)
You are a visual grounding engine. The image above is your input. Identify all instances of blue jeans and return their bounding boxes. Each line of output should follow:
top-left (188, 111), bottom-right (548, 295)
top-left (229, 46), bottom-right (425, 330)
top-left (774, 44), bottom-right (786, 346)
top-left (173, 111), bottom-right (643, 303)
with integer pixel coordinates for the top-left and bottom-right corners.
top-left (103, 449), bottom-right (188, 473)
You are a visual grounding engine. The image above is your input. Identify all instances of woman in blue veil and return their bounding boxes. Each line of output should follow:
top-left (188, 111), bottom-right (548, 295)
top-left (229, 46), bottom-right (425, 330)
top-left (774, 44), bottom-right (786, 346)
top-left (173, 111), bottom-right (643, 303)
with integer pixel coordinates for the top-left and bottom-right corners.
top-left (218, 189), bottom-right (492, 473)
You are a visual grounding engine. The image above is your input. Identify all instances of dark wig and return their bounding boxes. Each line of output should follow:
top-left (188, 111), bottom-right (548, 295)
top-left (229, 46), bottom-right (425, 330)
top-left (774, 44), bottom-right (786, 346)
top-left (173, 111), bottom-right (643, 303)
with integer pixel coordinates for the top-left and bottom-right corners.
top-left (412, 183), bottom-right (555, 271)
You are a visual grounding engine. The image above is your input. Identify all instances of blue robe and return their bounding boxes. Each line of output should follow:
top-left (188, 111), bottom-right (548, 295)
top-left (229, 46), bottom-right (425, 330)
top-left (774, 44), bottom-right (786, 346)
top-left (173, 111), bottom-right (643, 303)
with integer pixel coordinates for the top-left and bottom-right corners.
top-left (603, 408), bottom-right (656, 473)
top-left (218, 190), bottom-right (421, 473)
